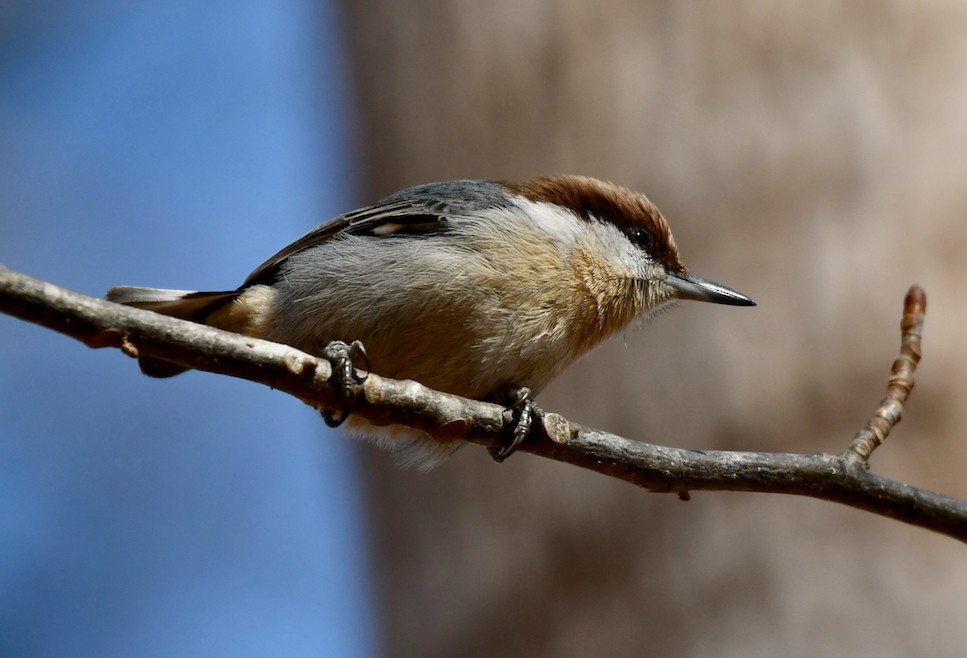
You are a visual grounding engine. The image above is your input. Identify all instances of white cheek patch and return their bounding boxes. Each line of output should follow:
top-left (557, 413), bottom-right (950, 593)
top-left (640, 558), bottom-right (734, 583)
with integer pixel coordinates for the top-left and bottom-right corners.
top-left (508, 199), bottom-right (652, 278)
top-left (457, 198), bottom-right (651, 280)
top-left (512, 198), bottom-right (586, 251)
top-left (585, 214), bottom-right (651, 278)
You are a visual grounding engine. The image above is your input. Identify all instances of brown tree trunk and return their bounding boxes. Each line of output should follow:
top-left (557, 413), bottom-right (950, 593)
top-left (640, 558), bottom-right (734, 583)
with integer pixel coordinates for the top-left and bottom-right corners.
top-left (338, 2), bottom-right (967, 656)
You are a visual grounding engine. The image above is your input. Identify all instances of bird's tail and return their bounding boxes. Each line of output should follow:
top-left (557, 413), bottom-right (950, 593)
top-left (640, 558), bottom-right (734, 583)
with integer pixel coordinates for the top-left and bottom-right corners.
top-left (106, 286), bottom-right (243, 377)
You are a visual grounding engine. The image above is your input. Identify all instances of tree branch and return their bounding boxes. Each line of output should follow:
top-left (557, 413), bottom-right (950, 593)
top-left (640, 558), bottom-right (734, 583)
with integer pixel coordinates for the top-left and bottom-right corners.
top-left (2, 265), bottom-right (965, 542)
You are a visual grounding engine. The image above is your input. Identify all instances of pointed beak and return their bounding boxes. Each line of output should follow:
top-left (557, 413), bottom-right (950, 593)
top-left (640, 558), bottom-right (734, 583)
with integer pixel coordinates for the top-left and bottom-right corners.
top-left (665, 271), bottom-right (756, 307)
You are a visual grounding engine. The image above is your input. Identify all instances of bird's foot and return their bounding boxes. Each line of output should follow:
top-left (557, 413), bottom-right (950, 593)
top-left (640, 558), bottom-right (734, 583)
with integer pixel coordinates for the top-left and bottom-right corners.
top-left (320, 339), bottom-right (369, 427)
top-left (489, 386), bottom-right (540, 463)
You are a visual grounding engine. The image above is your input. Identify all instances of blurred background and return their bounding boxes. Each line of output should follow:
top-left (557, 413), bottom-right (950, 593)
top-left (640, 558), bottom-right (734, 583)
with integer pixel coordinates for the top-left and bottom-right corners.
top-left (3, 1), bottom-right (967, 657)
top-left (0, 1), bottom-right (373, 656)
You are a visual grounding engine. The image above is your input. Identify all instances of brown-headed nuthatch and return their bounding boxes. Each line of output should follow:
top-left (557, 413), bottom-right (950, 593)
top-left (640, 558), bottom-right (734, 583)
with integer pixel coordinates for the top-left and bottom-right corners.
top-left (108, 175), bottom-right (754, 469)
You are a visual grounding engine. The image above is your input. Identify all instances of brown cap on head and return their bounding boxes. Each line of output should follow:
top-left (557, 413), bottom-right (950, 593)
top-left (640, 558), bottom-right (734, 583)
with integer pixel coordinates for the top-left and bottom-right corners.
top-left (501, 175), bottom-right (684, 274)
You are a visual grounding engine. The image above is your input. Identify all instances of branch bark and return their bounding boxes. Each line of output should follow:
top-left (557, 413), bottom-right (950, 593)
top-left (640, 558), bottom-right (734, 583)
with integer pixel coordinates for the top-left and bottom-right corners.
top-left (2, 265), bottom-right (965, 542)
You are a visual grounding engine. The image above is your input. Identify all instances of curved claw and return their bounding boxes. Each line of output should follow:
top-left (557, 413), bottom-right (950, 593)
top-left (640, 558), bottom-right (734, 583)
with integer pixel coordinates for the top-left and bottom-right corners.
top-left (321, 340), bottom-right (368, 426)
top-left (321, 407), bottom-right (349, 428)
top-left (489, 387), bottom-right (538, 463)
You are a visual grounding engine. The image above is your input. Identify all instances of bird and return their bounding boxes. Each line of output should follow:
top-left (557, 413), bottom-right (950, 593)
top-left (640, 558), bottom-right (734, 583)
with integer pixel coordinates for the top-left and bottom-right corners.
top-left (107, 175), bottom-right (754, 469)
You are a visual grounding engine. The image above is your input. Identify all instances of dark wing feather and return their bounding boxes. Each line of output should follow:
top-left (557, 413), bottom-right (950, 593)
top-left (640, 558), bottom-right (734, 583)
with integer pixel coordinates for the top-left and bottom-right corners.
top-left (242, 180), bottom-right (517, 287)
top-left (242, 199), bottom-right (445, 286)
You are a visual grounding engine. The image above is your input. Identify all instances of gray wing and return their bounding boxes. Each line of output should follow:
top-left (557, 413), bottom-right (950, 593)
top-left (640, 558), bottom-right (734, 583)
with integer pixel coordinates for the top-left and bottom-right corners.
top-left (242, 180), bottom-right (515, 286)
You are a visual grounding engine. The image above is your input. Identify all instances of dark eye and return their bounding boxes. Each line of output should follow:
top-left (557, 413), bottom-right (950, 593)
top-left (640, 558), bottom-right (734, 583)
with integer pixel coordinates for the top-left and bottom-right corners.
top-left (630, 227), bottom-right (653, 250)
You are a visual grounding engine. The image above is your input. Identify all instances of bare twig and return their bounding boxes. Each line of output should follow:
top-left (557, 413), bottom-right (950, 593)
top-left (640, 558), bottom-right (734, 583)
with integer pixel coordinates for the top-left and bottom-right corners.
top-left (845, 286), bottom-right (925, 463)
top-left (2, 265), bottom-right (966, 542)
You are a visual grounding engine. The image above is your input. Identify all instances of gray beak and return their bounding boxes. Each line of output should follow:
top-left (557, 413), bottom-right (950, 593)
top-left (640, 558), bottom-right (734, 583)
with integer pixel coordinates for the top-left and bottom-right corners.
top-left (666, 271), bottom-right (756, 307)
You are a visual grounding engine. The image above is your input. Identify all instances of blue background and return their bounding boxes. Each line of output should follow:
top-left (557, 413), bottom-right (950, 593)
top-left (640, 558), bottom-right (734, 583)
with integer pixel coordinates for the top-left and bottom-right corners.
top-left (0, 2), bottom-right (375, 655)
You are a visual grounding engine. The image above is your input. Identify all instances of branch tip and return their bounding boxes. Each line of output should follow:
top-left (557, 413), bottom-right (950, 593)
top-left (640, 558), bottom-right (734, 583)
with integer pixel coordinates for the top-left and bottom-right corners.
top-left (904, 285), bottom-right (926, 318)
top-left (845, 285), bottom-right (926, 463)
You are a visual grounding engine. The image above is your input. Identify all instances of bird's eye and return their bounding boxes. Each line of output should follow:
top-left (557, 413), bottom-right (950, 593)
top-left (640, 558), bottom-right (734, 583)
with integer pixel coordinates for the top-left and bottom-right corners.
top-left (630, 228), bottom-right (653, 250)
